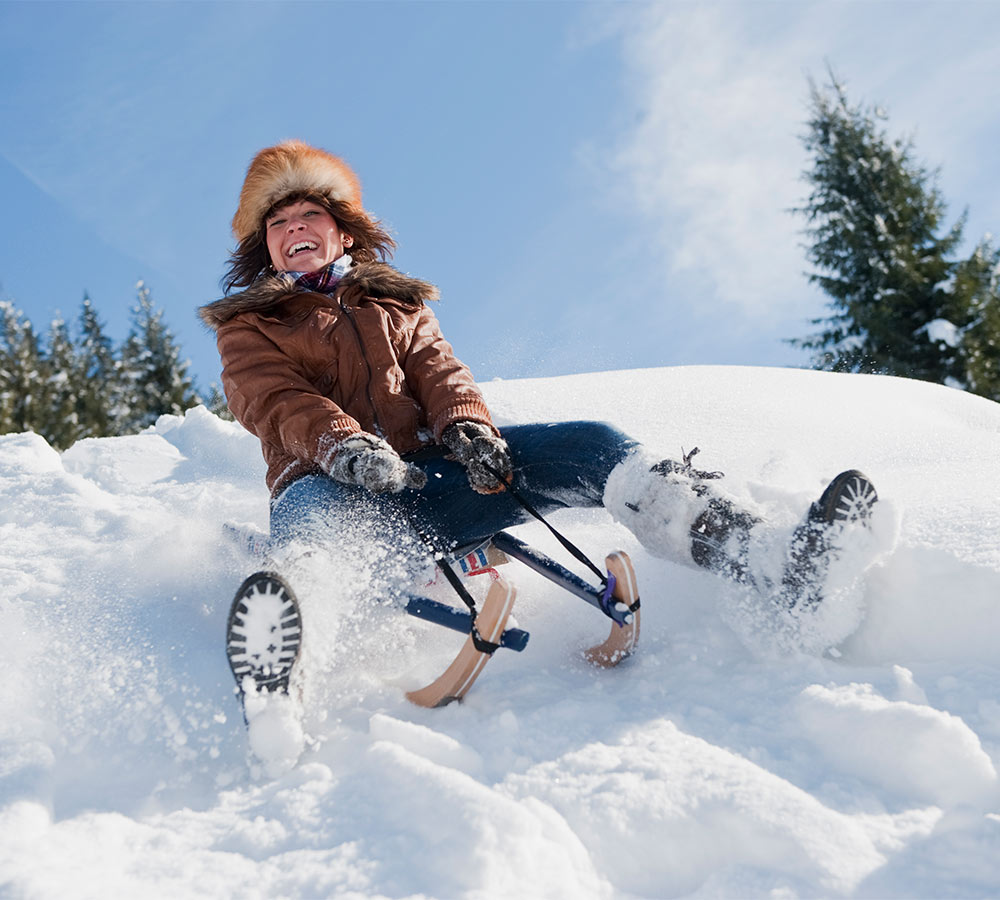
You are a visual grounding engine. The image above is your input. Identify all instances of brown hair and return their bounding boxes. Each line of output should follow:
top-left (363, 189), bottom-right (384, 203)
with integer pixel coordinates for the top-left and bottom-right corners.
top-left (222, 190), bottom-right (397, 292)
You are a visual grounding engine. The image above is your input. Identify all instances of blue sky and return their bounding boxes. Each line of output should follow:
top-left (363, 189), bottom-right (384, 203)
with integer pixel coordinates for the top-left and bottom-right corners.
top-left (2, 1), bottom-right (999, 394)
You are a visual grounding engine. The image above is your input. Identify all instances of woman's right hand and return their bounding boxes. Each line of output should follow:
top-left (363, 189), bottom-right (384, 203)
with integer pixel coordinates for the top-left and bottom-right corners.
top-left (441, 421), bottom-right (513, 494)
top-left (326, 434), bottom-right (427, 493)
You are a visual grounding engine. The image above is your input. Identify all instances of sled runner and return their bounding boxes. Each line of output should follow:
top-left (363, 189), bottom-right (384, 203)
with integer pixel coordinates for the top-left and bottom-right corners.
top-left (397, 463), bottom-right (641, 705)
top-left (401, 531), bottom-right (641, 707)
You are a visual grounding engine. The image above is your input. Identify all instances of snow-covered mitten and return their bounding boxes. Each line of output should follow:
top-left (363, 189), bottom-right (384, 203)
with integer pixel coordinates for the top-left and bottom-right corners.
top-left (441, 421), bottom-right (513, 494)
top-left (326, 434), bottom-right (427, 493)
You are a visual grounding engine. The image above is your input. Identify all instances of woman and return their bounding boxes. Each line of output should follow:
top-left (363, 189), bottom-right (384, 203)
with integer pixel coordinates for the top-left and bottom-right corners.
top-left (199, 140), bottom-right (875, 608)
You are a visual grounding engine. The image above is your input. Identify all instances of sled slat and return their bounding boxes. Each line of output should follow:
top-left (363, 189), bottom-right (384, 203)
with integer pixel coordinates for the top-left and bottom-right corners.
top-left (406, 576), bottom-right (518, 708)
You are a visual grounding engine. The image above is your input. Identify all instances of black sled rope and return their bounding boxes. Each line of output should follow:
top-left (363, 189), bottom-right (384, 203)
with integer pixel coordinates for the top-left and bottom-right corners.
top-left (483, 462), bottom-right (608, 585)
top-left (408, 462), bottom-right (617, 655)
top-left (434, 556), bottom-right (501, 655)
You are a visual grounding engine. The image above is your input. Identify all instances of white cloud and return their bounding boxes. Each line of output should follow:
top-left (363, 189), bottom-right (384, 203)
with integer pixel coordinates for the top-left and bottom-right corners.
top-left (609, 4), bottom-right (815, 321)
top-left (604, 1), bottom-right (1000, 324)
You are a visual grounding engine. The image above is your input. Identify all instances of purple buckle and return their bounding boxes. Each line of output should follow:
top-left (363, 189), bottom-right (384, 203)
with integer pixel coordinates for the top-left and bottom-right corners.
top-left (598, 571), bottom-right (617, 615)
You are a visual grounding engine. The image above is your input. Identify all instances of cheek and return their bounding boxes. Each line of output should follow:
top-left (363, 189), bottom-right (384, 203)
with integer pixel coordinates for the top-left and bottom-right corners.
top-left (265, 233), bottom-right (282, 266)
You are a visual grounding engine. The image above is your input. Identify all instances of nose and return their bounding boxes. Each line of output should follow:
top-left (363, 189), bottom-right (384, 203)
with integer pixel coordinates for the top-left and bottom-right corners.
top-left (286, 215), bottom-right (307, 233)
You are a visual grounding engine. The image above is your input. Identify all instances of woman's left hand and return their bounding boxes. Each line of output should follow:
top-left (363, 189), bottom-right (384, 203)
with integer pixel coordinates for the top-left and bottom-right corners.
top-left (441, 421), bottom-right (513, 494)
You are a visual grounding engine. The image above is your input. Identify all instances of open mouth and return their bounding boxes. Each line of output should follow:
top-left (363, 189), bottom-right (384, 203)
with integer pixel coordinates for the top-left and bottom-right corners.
top-left (287, 241), bottom-right (318, 258)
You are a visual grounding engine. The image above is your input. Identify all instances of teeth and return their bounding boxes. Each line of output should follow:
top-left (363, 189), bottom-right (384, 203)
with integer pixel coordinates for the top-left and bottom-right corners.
top-left (288, 241), bottom-right (318, 256)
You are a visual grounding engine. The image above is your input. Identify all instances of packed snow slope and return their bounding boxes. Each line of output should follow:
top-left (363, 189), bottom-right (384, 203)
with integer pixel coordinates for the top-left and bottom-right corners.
top-left (2, 365), bottom-right (1000, 899)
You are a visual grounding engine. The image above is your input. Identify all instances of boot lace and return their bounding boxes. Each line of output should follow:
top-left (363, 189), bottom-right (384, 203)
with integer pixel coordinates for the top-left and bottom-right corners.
top-left (650, 446), bottom-right (724, 482)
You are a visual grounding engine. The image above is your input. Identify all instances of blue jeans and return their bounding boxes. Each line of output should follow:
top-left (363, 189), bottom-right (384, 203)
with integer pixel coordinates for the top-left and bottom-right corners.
top-left (270, 421), bottom-right (637, 560)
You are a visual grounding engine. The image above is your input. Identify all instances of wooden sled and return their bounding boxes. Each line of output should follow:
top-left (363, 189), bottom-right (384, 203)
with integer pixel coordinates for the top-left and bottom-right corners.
top-left (405, 574), bottom-right (518, 708)
top-left (403, 531), bottom-right (641, 707)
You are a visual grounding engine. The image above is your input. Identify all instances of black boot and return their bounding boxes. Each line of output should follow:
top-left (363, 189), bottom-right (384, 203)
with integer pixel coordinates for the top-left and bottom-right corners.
top-left (781, 470), bottom-right (878, 609)
top-left (606, 447), bottom-right (763, 575)
top-left (653, 450), bottom-right (762, 583)
top-left (226, 571), bottom-right (303, 696)
top-left (690, 498), bottom-right (762, 584)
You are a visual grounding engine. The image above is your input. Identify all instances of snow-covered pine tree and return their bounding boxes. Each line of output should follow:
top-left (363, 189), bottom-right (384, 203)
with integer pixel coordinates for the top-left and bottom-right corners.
top-left (41, 315), bottom-right (84, 449)
top-left (0, 301), bottom-right (46, 436)
top-left (206, 383), bottom-right (234, 421)
top-left (953, 237), bottom-right (1000, 401)
top-left (118, 282), bottom-right (199, 432)
top-left (76, 293), bottom-right (123, 439)
top-left (793, 73), bottom-right (968, 384)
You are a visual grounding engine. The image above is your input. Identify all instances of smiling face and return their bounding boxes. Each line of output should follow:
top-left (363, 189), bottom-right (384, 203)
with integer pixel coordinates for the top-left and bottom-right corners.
top-left (264, 199), bottom-right (349, 273)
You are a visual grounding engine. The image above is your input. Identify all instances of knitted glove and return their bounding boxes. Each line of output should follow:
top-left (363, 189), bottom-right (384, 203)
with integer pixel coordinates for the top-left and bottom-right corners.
top-left (441, 421), bottom-right (513, 494)
top-left (326, 434), bottom-right (427, 493)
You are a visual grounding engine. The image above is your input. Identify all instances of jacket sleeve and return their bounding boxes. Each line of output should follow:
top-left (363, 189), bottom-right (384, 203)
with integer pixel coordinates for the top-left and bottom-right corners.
top-left (402, 305), bottom-right (498, 440)
top-left (217, 316), bottom-right (363, 471)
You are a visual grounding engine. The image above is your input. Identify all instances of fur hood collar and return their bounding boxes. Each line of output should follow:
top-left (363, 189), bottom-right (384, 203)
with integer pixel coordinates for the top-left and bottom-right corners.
top-left (198, 261), bottom-right (439, 331)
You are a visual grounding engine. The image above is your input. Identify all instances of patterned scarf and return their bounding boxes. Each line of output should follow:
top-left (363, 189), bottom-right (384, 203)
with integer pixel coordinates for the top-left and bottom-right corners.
top-left (286, 254), bottom-right (354, 295)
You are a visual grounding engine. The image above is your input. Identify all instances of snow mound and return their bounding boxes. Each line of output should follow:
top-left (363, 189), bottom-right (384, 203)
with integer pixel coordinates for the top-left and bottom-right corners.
top-left (1, 365), bottom-right (999, 898)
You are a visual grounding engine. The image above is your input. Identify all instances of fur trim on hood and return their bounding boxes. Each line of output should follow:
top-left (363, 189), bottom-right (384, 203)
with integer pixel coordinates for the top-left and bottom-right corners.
top-left (198, 262), bottom-right (440, 331)
top-left (232, 140), bottom-right (363, 242)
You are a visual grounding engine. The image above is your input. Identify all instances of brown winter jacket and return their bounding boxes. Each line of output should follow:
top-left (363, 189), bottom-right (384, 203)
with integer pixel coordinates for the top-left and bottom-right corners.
top-left (198, 262), bottom-right (497, 496)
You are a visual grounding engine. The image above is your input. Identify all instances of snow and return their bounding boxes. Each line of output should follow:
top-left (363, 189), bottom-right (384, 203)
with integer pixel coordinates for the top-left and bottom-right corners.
top-left (2, 364), bottom-right (1000, 898)
top-left (923, 318), bottom-right (961, 348)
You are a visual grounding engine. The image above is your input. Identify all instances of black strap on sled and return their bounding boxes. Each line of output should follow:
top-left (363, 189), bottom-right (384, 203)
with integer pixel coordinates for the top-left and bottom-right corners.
top-left (401, 512), bottom-right (501, 656)
top-left (435, 557), bottom-right (500, 655)
top-left (406, 455), bottom-right (616, 652)
top-left (484, 463), bottom-right (608, 586)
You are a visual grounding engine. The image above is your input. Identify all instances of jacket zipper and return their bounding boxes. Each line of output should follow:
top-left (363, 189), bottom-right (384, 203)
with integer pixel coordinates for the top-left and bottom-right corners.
top-left (339, 298), bottom-right (385, 438)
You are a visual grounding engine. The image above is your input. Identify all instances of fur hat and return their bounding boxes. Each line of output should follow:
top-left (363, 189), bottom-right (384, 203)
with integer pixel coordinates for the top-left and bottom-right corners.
top-left (231, 140), bottom-right (364, 242)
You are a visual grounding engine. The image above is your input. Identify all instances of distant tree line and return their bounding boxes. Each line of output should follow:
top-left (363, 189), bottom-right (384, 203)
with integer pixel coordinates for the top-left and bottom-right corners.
top-left (0, 282), bottom-right (226, 450)
top-left (793, 71), bottom-right (1000, 401)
